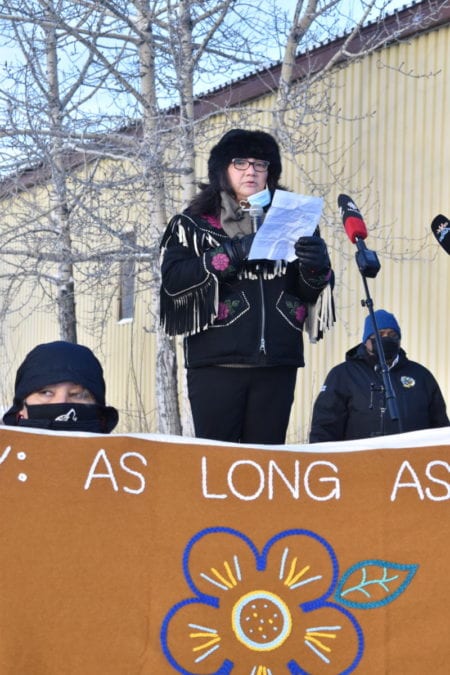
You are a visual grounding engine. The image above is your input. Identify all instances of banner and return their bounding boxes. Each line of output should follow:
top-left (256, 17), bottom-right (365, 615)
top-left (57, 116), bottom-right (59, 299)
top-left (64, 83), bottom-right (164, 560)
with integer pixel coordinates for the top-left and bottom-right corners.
top-left (0, 426), bottom-right (449, 674)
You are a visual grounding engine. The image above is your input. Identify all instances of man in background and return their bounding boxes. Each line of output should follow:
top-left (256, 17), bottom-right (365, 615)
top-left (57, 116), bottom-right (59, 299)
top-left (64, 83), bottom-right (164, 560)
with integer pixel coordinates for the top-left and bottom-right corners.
top-left (309, 309), bottom-right (449, 441)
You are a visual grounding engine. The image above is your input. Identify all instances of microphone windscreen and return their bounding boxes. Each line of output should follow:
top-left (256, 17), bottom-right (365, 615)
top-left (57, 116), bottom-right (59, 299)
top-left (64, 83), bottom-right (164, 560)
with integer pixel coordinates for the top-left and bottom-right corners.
top-left (431, 214), bottom-right (450, 255)
top-left (338, 194), bottom-right (368, 243)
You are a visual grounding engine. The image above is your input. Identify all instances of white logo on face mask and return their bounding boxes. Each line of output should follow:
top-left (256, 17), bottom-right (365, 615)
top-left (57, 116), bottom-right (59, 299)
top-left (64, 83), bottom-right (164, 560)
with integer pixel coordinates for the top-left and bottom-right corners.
top-left (248, 186), bottom-right (271, 208)
top-left (54, 408), bottom-right (78, 422)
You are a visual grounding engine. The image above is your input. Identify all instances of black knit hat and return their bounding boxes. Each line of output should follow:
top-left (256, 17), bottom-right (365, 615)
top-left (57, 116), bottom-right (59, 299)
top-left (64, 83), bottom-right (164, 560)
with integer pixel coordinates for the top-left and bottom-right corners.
top-left (208, 129), bottom-right (282, 191)
top-left (3, 341), bottom-right (119, 432)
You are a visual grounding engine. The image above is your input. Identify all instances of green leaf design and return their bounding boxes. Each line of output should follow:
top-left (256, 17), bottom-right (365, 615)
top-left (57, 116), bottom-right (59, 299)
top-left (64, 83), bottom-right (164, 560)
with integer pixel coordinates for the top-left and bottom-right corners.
top-left (334, 559), bottom-right (418, 609)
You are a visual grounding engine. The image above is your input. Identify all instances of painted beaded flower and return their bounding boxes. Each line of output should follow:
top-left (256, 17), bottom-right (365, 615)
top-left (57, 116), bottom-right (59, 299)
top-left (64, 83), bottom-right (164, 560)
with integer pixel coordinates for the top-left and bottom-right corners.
top-left (211, 252), bottom-right (230, 271)
top-left (295, 305), bottom-right (306, 323)
top-left (284, 299), bottom-right (306, 326)
top-left (217, 302), bottom-right (230, 320)
top-left (202, 214), bottom-right (223, 230)
top-left (161, 528), bottom-right (364, 674)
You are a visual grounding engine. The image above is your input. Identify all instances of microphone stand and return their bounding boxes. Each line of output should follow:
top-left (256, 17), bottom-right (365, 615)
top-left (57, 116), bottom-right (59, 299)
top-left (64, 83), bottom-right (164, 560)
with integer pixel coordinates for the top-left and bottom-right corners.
top-left (249, 205), bottom-right (264, 233)
top-left (355, 238), bottom-right (403, 434)
top-left (369, 377), bottom-right (387, 437)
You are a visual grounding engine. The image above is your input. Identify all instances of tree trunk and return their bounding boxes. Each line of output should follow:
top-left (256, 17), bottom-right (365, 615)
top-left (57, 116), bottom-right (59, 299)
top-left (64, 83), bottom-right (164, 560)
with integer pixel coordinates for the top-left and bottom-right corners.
top-left (46, 11), bottom-right (77, 343)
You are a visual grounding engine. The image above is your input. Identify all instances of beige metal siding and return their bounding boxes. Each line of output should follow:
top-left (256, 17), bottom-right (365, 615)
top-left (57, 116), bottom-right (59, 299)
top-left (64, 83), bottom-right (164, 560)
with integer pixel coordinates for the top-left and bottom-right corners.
top-left (290, 23), bottom-right (450, 441)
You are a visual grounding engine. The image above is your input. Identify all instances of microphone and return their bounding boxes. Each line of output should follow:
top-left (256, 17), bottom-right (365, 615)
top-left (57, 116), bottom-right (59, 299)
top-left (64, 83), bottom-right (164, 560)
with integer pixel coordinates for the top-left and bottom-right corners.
top-left (249, 204), bottom-right (264, 233)
top-left (431, 214), bottom-right (450, 255)
top-left (337, 193), bottom-right (380, 278)
top-left (338, 193), bottom-right (368, 243)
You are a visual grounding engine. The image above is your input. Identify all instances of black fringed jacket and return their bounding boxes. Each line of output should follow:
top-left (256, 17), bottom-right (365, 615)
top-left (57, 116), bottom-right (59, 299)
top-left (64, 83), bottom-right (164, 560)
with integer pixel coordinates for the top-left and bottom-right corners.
top-left (160, 211), bottom-right (334, 369)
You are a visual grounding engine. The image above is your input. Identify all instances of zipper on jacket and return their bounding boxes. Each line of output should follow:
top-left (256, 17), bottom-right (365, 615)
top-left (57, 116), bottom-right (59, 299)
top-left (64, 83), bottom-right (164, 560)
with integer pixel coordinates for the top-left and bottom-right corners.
top-left (259, 277), bottom-right (266, 354)
top-left (251, 215), bottom-right (267, 355)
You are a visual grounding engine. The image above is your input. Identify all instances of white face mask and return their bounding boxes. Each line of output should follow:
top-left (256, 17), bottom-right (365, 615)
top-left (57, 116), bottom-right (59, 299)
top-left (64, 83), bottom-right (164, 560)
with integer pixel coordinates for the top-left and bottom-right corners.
top-left (248, 186), bottom-right (271, 208)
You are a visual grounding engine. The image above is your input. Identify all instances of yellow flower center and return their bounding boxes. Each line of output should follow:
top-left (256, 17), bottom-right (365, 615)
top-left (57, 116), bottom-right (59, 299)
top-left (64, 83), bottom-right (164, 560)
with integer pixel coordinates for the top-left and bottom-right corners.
top-left (231, 590), bottom-right (292, 652)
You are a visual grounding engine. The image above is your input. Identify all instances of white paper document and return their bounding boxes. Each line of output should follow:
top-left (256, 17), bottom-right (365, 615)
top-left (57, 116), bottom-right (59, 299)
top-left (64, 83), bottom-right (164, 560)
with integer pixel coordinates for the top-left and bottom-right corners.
top-left (248, 190), bottom-right (324, 262)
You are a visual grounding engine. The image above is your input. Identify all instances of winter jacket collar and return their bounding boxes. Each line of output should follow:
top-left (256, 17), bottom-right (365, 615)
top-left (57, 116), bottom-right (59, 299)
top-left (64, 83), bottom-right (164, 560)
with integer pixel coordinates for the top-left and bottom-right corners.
top-left (345, 342), bottom-right (407, 370)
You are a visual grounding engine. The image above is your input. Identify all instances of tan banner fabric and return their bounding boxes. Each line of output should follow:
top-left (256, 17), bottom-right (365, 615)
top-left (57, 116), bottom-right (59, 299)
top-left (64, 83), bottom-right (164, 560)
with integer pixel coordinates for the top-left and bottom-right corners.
top-left (0, 426), bottom-right (449, 674)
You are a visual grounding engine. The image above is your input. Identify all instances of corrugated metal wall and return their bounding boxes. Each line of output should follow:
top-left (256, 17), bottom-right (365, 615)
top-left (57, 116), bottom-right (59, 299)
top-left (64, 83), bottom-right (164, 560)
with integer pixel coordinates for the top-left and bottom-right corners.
top-left (289, 22), bottom-right (450, 442)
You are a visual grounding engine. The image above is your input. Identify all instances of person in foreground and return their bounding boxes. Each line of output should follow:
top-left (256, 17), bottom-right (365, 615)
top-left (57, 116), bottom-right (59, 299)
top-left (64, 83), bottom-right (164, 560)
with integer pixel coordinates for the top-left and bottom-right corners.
top-left (309, 309), bottom-right (449, 442)
top-left (3, 341), bottom-right (119, 433)
top-left (160, 128), bottom-right (334, 444)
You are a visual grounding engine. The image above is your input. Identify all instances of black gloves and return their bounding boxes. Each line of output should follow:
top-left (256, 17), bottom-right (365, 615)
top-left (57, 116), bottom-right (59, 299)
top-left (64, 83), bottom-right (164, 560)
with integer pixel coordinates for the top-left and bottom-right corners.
top-left (295, 236), bottom-right (330, 273)
top-left (222, 234), bottom-right (255, 268)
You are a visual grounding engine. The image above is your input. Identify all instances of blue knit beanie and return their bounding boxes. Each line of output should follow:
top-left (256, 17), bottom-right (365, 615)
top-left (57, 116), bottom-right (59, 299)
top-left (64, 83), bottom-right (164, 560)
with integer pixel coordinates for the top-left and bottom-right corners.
top-left (362, 310), bottom-right (401, 342)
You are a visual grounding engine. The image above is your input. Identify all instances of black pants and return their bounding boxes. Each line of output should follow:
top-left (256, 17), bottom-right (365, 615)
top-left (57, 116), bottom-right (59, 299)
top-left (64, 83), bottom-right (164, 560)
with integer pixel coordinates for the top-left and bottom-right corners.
top-left (187, 365), bottom-right (298, 444)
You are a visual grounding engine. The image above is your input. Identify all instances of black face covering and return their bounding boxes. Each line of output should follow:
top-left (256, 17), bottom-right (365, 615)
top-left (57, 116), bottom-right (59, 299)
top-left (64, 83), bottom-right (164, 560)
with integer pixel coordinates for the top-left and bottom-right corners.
top-left (18, 403), bottom-right (107, 433)
top-left (370, 336), bottom-right (400, 362)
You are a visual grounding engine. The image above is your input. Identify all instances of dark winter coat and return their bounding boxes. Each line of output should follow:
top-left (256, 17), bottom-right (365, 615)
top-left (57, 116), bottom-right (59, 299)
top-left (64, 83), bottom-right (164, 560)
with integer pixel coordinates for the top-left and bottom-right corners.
top-left (160, 212), bottom-right (334, 368)
top-left (309, 343), bottom-right (449, 442)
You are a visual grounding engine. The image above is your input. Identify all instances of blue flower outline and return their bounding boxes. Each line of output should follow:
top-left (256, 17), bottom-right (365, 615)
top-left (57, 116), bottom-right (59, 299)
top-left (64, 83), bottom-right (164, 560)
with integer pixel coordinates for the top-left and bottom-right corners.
top-left (161, 526), bottom-right (364, 675)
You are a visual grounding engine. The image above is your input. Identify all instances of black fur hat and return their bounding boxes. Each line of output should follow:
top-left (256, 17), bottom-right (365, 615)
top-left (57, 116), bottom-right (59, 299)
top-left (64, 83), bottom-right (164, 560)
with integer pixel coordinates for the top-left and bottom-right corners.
top-left (208, 128), bottom-right (282, 191)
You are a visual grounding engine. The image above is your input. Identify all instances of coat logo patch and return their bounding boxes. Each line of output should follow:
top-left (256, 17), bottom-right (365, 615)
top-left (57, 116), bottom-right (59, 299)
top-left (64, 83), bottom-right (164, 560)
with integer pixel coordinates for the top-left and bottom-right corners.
top-left (401, 376), bottom-right (416, 388)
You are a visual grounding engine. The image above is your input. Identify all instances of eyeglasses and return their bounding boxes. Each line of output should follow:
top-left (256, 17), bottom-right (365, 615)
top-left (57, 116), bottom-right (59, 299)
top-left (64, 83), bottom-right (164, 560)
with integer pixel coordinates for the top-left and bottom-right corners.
top-left (231, 158), bottom-right (270, 172)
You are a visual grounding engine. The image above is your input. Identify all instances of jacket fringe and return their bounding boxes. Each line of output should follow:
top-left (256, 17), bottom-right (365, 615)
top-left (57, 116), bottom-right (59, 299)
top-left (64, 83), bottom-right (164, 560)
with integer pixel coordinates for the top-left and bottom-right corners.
top-left (305, 284), bottom-right (335, 343)
top-left (160, 274), bottom-right (219, 337)
top-left (160, 212), bottom-right (335, 339)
